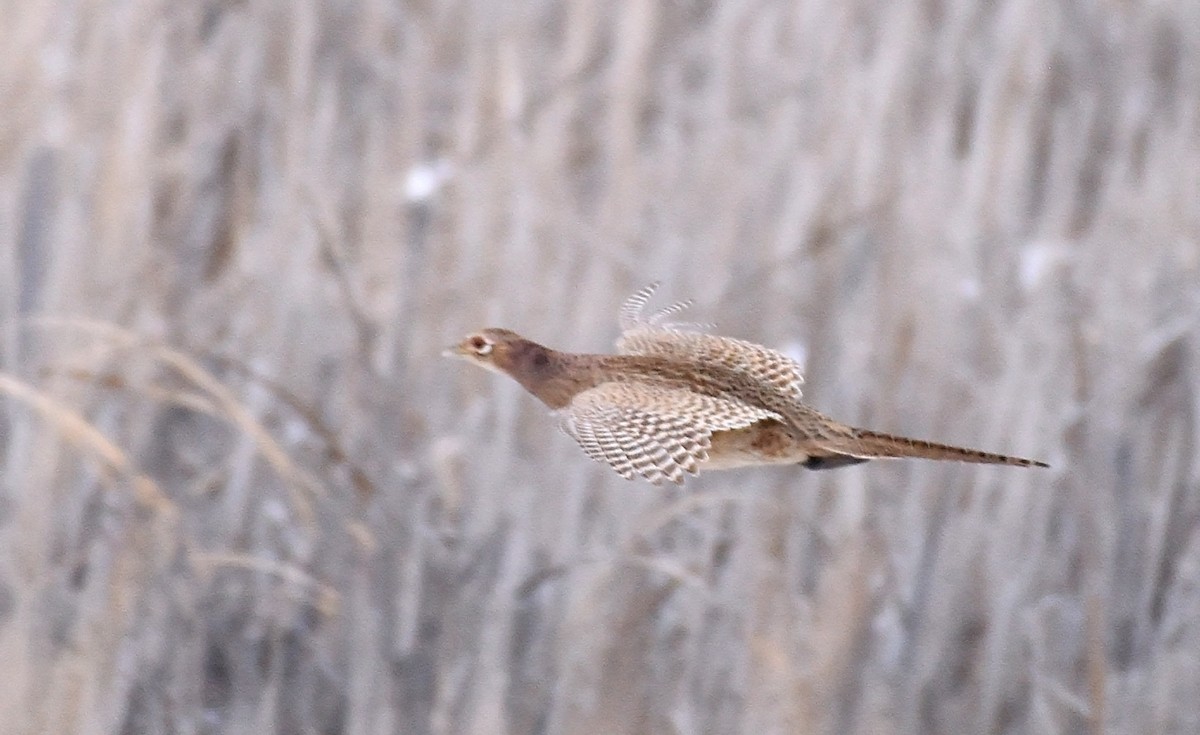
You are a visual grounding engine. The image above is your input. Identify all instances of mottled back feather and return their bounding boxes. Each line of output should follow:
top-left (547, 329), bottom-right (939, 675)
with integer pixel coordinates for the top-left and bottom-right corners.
top-left (616, 283), bottom-right (806, 400)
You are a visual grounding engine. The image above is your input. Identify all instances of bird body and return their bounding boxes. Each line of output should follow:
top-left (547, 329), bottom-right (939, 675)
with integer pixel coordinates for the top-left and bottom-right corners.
top-left (447, 285), bottom-right (1049, 485)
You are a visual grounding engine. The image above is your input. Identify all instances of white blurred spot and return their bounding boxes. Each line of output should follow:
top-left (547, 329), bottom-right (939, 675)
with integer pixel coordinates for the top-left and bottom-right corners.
top-left (958, 277), bottom-right (982, 300)
top-left (283, 417), bottom-right (307, 444)
top-left (403, 159), bottom-right (454, 203)
top-left (262, 498), bottom-right (288, 523)
top-left (780, 340), bottom-right (808, 372)
top-left (874, 602), bottom-right (905, 669)
top-left (1020, 241), bottom-right (1067, 290)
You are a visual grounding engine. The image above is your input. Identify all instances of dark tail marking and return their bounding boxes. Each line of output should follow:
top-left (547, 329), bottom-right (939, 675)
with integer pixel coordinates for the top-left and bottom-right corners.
top-left (801, 455), bottom-right (870, 470)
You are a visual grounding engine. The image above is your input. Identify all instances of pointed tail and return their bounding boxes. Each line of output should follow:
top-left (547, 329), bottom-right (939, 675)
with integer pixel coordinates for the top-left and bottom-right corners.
top-left (829, 428), bottom-right (1049, 468)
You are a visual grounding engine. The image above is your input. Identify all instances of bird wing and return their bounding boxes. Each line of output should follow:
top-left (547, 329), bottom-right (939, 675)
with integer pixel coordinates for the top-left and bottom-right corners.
top-left (616, 283), bottom-right (806, 399)
top-left (559, 381), bottom-right (780, 485)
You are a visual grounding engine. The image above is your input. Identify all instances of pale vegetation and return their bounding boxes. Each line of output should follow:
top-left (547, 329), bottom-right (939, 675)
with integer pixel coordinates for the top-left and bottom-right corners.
top-left (1, 1), bottom-right (1198, 733)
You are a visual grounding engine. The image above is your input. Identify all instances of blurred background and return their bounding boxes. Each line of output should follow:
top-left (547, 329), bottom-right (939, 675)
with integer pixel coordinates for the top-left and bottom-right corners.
top-left (2, 1), bottom-right (1199, 733)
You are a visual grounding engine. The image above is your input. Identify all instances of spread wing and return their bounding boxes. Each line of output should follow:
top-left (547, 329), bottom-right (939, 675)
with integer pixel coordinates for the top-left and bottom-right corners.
top-left (559, 381), bottom-right (780, 485)
top-left (616, 283), bottom-right (805, 399)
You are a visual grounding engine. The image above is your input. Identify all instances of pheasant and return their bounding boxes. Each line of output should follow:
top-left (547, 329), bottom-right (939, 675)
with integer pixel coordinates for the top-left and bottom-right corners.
top-left (445, 284), bottom-right (1049, 485)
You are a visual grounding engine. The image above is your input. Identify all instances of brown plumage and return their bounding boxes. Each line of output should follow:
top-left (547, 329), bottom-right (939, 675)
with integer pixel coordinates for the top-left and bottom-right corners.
top-left (445, 284), bottom-right (1050, 485)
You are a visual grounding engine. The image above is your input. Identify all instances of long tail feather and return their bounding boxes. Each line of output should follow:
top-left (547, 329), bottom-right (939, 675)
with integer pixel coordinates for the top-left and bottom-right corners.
top-left (831, 428), bottom-right (1049, 468)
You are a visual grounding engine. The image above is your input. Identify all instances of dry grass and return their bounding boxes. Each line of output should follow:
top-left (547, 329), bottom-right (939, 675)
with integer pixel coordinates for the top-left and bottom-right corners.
top-left (2, 1), bottom-right (1199, 733)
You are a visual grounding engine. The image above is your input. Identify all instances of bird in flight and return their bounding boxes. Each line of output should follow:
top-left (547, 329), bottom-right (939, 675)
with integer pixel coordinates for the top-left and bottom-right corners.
top-left (446, 283), bottom-right (1049, 485)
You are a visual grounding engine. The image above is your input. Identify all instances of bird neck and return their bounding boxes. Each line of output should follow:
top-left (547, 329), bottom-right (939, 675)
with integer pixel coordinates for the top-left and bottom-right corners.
top-left (501, 342), bottom-right (595, 410)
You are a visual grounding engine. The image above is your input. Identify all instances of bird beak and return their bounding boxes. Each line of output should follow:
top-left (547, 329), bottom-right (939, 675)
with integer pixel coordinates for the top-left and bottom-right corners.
top-left (442, 342), bottom-right (466, 358)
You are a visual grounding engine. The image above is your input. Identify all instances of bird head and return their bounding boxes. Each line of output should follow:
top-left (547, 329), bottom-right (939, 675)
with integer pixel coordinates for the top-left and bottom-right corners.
top-left (446, 329), bottom-right (583, 409)
top-left (444, 328), bottom-right (544, 377)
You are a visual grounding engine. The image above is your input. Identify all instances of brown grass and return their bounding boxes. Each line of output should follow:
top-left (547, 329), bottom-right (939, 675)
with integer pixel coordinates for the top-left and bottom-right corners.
top-left (2, 1), bottom-right (1199, 733)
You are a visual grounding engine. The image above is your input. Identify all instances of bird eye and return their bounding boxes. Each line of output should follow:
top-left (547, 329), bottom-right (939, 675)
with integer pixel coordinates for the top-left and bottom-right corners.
top-left (469, 335), bottom-right (493, 355)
